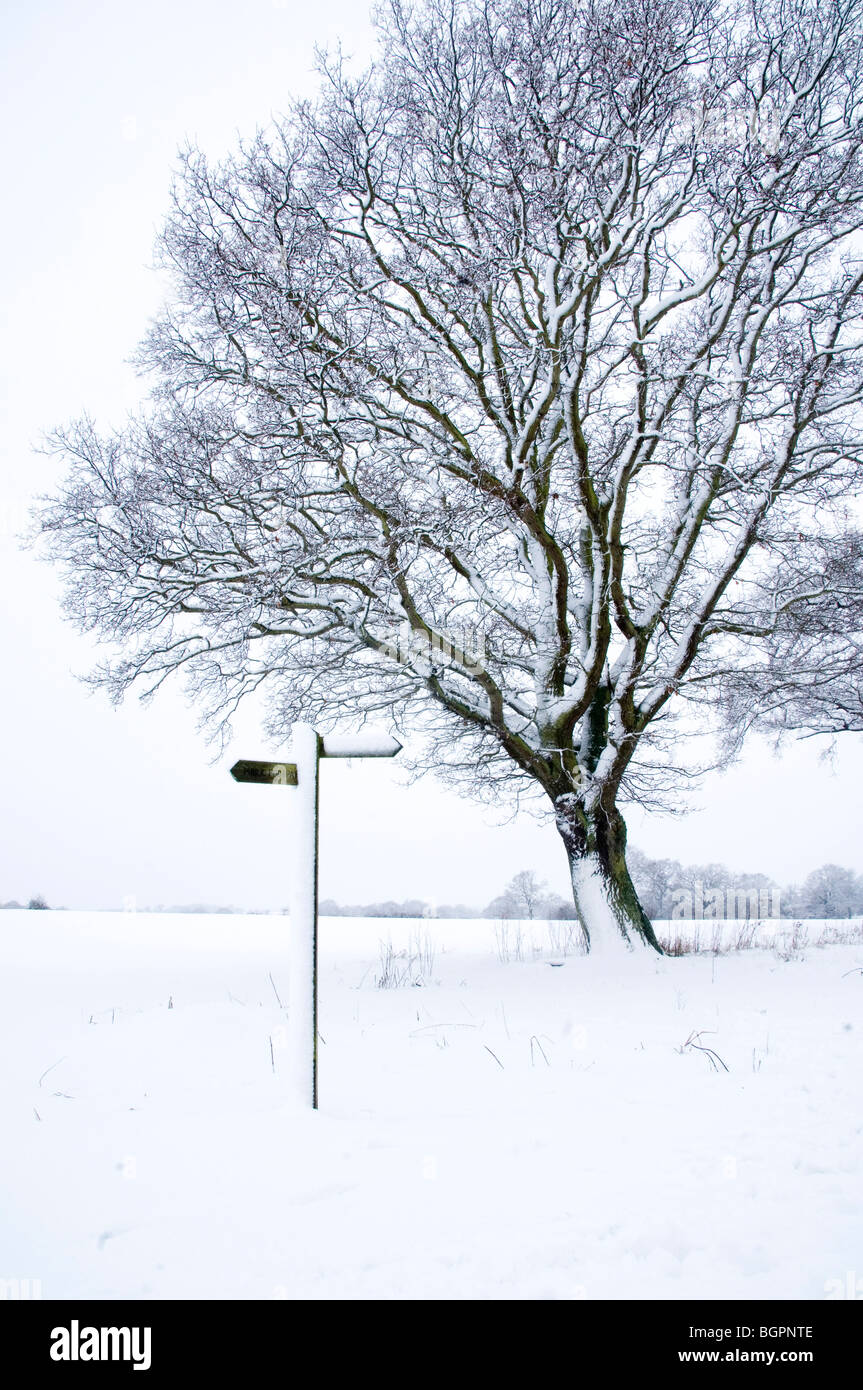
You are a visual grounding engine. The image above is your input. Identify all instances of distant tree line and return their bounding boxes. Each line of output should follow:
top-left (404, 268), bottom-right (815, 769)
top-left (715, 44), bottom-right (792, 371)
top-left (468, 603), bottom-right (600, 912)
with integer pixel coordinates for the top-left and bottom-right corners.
top-left (319, 857), bottom-right (863, 921)
top-left (627, 852), bottom-right (863, 921)
top-left (5, 857), bottom-right (863, 920)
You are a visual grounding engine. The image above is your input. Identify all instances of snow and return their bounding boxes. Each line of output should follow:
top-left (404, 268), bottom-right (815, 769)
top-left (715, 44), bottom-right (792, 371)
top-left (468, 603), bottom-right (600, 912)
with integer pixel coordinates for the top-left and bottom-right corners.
top-left (567, 856), bottom-right (637, 956)
top-left (1, 909), bottom-right (861, 1300)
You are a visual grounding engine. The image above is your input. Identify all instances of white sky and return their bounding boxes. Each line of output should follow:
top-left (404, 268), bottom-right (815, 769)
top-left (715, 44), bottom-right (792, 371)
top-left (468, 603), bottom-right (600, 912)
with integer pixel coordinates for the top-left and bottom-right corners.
top-left (1, 0), bottom-right (862, 911)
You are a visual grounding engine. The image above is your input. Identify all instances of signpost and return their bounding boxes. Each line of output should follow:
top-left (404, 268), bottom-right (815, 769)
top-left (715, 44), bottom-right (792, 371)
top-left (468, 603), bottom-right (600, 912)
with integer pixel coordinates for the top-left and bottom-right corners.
top-left (230, 723), bottom-right (401, 1108)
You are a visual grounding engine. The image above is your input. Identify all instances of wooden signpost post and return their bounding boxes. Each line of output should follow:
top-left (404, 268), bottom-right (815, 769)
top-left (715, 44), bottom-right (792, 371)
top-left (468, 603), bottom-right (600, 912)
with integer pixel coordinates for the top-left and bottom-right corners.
top-left (230, 723), bottom-right (401, 1109)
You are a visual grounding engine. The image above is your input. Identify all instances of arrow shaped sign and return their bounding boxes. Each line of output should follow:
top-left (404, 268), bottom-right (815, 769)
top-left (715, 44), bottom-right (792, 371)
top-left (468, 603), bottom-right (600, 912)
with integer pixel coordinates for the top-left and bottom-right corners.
top-left (320, 733), bottom-right (402, 758)
top-left (230, 760), bottom-right (298, 786)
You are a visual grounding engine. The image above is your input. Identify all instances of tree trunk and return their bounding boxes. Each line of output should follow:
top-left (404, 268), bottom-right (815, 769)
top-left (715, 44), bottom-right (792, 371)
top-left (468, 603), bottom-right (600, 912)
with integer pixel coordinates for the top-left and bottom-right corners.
top-left (553, 792), bottom-right (664, 955)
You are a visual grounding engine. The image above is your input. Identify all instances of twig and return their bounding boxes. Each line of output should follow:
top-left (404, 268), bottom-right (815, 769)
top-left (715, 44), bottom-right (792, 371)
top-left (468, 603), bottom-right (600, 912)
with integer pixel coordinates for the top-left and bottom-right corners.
top-left (678, 1029), bottom-right (728, 1072)
top-left (38, 1057), bottom-right (66, 1088)
top-left (268, 972), bottom-right (284, 1008)
top-left (484, 1045), bottom-right (504, 1069)
top-left (529, 1035), bottom-right (550, 1067)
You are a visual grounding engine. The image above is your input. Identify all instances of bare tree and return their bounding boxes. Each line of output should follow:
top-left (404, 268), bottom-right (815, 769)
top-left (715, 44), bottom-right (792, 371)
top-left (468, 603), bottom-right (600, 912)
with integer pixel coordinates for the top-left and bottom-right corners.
top-left (35, 0), bottom-right (863, 952)
top-left (627, 848), bottom-right (684, 920)
top-left (484, 868), bottom-right (566, 918)
top-left (509, 870), bottom-right (545, 918)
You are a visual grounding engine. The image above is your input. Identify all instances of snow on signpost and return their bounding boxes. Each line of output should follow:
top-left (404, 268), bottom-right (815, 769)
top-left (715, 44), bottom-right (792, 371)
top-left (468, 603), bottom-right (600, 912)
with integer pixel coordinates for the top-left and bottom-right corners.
top-left (230, 724), bottom-right (401, 1109)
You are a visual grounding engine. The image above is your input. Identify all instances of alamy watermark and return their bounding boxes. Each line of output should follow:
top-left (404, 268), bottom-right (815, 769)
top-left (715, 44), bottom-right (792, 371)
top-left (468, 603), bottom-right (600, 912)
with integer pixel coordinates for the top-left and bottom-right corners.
top-left (0, 1277), bottom-right (42, 1299)
top-left (303, 613), bottom-right (490, 673)
top-left (670, 882), bottom-right (781, 920)
top-left (383, 621), bottom-right (487, 673)
top-left (824, 1270), bottom-right (863, 1300)
top-left (671, 97), bottom-right (783, 156)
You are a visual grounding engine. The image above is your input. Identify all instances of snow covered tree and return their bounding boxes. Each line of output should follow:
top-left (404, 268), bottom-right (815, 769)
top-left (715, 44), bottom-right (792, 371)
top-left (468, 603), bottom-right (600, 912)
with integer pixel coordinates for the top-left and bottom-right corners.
top-left (36, 0), bottom-right (863, 953)
top-left (718, 532), bottom-right (863, 741)
top-left (796, 863), bottom-right (863, 918)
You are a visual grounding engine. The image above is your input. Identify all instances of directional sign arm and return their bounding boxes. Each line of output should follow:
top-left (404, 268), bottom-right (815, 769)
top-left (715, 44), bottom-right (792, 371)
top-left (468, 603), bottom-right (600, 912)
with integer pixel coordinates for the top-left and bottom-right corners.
top-left (320, 734), bottom-right (402, 758)
top-left (230, 760), bottom-right (298, 785)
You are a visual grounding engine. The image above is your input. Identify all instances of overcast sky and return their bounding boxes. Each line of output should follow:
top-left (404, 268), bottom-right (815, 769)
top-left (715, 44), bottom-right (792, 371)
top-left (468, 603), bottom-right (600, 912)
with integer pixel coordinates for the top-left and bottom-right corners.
top-left (1, 0), bottom-right (862, 913)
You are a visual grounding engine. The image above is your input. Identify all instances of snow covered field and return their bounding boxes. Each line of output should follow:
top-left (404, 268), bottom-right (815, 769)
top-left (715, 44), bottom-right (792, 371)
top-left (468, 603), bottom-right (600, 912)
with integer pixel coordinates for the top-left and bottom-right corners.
top-left (1, 910), bottom-right (861, 1301)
